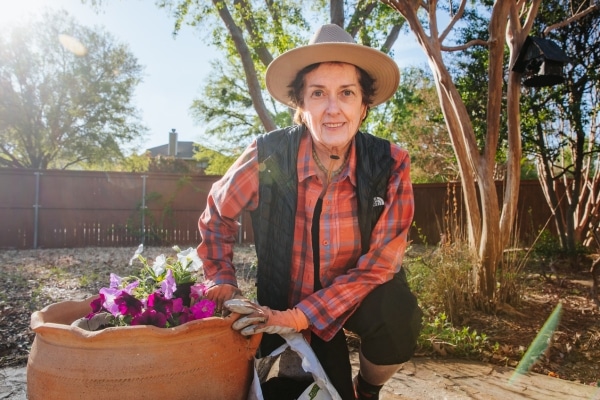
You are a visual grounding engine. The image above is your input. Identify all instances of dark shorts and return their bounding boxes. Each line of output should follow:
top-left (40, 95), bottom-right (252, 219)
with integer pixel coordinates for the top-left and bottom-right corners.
top-left (345, 270), bottom-right (423, 365)
top-left (309, 270), bottom-right (423, 399)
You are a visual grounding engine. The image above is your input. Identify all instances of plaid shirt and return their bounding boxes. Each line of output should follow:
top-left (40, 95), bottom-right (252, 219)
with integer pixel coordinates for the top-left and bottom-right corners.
top-left (198, 130), bottom-right (414, 341)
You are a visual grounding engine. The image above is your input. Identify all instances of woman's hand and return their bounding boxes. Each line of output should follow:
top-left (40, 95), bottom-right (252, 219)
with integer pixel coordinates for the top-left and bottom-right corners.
top-left (205, 284), bottom-right (242, 313)
top-left (224, 299), bottom-right (309, 335)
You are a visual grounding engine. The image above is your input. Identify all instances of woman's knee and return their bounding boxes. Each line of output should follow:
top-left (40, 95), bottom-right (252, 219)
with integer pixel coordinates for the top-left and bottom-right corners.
top-left (345, 272), bottom-right (423, 364)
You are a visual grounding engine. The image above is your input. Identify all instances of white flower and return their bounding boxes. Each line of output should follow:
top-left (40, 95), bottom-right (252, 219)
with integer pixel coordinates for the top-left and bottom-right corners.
top-left (128, 244), bottom-right (144, 266)
top-left (177, 247), bottom-right (203, 272)
top-left (152, 254), bottom-right (167, 276)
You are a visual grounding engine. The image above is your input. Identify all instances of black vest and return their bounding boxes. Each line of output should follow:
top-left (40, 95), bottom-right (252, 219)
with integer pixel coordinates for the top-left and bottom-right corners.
top-left (251, 125), bottom-right (393, 313)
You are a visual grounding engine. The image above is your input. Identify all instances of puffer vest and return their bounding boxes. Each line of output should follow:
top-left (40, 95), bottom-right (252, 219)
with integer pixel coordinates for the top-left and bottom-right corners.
top-left (251, 125), bottom-right (393, 313)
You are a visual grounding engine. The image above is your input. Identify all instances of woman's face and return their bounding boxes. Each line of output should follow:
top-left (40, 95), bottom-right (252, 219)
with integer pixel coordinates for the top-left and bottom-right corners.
top-left (300, 62), bottom-right (367, 154)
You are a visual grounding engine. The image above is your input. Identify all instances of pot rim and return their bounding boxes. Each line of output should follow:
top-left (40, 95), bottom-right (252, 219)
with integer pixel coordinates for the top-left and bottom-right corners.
top-left (31, 295), bottom-right (239, 338)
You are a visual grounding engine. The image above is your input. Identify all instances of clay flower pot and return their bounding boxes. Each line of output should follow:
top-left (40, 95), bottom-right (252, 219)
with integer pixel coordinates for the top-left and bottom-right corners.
top-left (27, 296), bottom-right (261, 400)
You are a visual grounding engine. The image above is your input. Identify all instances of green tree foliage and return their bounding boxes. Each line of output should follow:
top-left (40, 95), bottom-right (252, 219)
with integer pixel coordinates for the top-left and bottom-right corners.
top-left (194, 145), bottom-right (237, 176)
top-left (367, 67), bottom-right (455, 182)
top-left (118, 152), bottom-right (152, 173)
top-left (156, 0), bottom-right (405, 149)
top-left (0, 10), bottom-right (146, 170)
top-left (189, 57), bottom-right (277, 151)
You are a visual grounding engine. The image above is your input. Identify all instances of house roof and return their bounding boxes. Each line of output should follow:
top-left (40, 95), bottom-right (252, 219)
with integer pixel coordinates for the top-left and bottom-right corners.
top-left (147, 141), bottom-right (197, 159)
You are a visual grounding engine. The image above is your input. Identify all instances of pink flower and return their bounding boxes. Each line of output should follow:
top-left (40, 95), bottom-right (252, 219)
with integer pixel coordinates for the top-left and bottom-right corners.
top-left (190, 299), bottom-right (216, 320)
top-left (190, 283), bottom-right (209, 300)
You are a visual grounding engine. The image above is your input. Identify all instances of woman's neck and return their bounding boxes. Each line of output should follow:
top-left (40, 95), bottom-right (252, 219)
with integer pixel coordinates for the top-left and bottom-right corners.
top-left (312, 142), bottom-right (350, 172)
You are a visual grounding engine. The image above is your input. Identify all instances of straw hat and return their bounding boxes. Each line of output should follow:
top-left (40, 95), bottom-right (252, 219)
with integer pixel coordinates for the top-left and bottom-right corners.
top-left (265, 24), bottom-right (400, 108)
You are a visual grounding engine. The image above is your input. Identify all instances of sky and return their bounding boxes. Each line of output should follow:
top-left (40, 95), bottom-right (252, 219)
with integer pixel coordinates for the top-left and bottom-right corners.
top-left (0, 0), bottom-right (427, 154)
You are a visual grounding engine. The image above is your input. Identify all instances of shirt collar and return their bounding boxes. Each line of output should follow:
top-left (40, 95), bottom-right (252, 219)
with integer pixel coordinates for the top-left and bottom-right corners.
top-left (297, 128), bottom-right (357, 186)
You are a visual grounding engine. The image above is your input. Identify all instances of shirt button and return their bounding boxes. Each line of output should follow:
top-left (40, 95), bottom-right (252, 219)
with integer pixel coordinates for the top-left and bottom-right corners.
top-left (322, 240), bottom-right (329, 246)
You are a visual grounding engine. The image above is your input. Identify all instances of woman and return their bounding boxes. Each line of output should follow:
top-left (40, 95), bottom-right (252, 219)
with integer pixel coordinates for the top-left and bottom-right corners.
top-left (197, 24), bottom-right (422, 400)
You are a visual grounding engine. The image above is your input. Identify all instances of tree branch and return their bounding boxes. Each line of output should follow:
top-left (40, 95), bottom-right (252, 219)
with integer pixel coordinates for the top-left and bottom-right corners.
top-left (440, 0), bottom-right (467, 43)
top-left (382, 23), bottom-right (402, 53)
top-left (212, 0), bottom-right (276, 132)
top-left (234, 0), bottom-right (273, 67)
top-left (521, 0), bottom-right (543, 41)
top-left (441, 39), bottom-right (488, 52)
top-left (543, 4), bottom-right (600, 36)
top-left (347, 0), bottom-right (377, 38)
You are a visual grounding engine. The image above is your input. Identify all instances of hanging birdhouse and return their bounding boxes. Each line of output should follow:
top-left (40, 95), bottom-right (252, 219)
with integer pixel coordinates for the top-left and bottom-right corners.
top-left (512, 36), bottom-right (570, 87)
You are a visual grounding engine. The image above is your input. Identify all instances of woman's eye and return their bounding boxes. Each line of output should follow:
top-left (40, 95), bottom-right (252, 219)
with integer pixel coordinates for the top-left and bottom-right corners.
top-left (342, 90), bottom-right (354, 96)
top-left (312, 90), bottom-right (324, 97)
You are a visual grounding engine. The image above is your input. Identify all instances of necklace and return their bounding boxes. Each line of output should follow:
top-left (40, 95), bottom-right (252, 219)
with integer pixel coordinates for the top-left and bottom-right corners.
top-left (312, 146), bottom-right (349, 181)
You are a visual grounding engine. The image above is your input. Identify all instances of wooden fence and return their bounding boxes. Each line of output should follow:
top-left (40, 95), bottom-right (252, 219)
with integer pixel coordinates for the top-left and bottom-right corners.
top-left (0, 168), bottom-right (552, 249)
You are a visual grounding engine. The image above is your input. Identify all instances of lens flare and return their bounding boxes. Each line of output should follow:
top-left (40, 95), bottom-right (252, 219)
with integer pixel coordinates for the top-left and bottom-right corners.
top-left (58, 33), bottom-right (88, 57)
top-left (510, 302), bottom-right (562, 384)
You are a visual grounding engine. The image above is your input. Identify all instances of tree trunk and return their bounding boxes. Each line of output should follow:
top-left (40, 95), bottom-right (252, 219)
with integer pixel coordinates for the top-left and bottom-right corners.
top-left (331, 0), bottom-right (344, 27)
top-left (380, 0), bottom-right (543, 301)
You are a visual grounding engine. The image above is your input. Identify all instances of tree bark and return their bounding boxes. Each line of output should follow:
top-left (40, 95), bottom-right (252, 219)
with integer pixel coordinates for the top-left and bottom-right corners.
top-left (212, 0), bottom-right (277, 132)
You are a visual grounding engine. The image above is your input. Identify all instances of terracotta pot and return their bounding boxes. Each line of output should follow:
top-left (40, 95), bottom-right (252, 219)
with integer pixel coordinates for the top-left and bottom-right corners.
top-left (27, 296), bottom-right (262, 400)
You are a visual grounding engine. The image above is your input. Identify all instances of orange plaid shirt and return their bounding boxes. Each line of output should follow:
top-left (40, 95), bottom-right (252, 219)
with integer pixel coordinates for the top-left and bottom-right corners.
top-left (198, 130), bottom-right (414, 341)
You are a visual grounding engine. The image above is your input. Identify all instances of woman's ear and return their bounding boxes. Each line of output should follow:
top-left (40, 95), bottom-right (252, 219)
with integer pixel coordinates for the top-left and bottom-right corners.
top-left (361, 106), bottom-right (370, 122)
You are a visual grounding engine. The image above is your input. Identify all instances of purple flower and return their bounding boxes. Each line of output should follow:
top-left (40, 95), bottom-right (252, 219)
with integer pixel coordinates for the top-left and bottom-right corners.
top-left (123, 280), bottom-right (140, 294)
top-left (161, 269), bottom-right (176, 299)
top-left (109, 273), bottom-right (122, 289)
top-left (131, 309), bottom-right (167, 328)
top-left (99, 287), bottom-right (123, 316)
top-left (114, 292), bottom-right (144, 317)
top-left (190, 299), bottom-right (216, 320)
top-left (177, 308), bottom-right (193, 325)
top-left (147, 292), bottom-right (181, 316)
top-left (86, 294), bottom-right (106, 318)
top-left (93, 244), bottom-right (211, 328)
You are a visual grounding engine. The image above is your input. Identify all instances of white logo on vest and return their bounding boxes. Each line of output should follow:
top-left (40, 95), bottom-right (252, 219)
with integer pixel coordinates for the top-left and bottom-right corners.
top-left (373, 197), bottom-right (384, 207)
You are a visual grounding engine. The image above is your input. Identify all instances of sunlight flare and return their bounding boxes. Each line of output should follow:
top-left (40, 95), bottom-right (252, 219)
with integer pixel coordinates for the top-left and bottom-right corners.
top-left (509, 302), bottom-right (563, 384)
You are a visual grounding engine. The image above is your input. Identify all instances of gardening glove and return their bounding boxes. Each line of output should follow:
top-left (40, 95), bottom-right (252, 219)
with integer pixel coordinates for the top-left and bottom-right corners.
top-left (205, 284), bottom-right (243, 314)
top-left (71, 312), bottom-right (113, 331)
top-left (224, 299), bottom-right (309, 336)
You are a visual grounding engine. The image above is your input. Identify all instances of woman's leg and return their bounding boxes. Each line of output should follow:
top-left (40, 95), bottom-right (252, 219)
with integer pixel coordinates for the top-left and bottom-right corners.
top-left (345, 270), bottom-right (423, 398)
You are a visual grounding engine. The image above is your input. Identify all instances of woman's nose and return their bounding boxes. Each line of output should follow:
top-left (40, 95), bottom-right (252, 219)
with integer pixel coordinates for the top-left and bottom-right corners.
top-left (326, 96), bottom-right (341, 113)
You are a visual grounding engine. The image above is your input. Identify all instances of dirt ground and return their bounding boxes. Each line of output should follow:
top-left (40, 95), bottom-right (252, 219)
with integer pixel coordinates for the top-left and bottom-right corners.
top-left (1, 243), bottom-right (599, 390)
top-left (460, 264), bottom-right (600, 386)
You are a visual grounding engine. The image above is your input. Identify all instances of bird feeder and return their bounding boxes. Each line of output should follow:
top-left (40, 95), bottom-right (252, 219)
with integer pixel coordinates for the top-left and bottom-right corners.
top-left (512, 36), bottom-right (570, 87)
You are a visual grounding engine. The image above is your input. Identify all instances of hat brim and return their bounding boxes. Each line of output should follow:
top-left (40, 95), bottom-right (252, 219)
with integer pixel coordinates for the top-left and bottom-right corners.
top-left (266, 42), bottom-right (400, 108)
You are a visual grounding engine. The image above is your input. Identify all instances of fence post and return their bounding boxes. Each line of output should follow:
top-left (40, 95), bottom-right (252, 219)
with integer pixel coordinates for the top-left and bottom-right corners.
top-left (141, 175), bottom-right (148, 245)
top-left (33, 171), bottom-right (42, 249)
